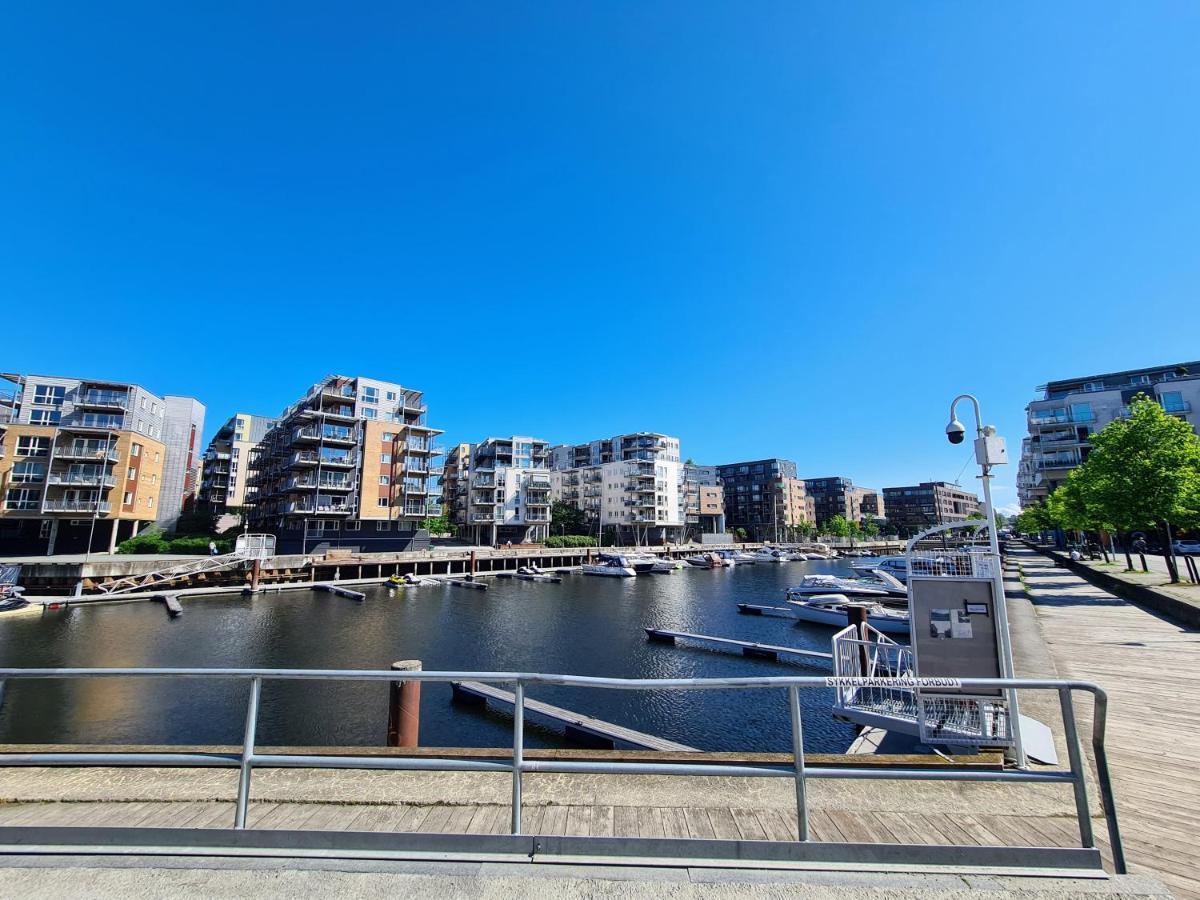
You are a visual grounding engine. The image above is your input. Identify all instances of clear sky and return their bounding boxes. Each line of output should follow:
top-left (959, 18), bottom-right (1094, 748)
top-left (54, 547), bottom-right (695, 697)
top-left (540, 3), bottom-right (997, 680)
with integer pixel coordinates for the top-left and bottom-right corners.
top-left (3, 3), bottom-right (1199, 514)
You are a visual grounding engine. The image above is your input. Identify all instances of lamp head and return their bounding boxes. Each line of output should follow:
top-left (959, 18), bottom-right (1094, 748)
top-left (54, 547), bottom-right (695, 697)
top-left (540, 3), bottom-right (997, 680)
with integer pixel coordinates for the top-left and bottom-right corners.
top-left (946, 419), bottom-right (966, 444)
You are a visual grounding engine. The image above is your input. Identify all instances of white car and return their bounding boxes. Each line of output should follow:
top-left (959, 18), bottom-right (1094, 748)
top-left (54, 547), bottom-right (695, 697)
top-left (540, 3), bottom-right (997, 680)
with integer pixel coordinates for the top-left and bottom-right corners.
top-left (1172, 540), bottom-right (1200, 556)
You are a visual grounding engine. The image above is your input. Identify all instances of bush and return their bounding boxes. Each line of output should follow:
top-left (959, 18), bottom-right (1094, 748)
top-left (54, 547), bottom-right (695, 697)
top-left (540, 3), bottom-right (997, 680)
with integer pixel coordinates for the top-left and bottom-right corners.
top-left (116, 533), bottom-right (169, 554)
top-left (544, 534), bottom-right (598, 548)
top-left (116, 531), bottom-right (233, 555)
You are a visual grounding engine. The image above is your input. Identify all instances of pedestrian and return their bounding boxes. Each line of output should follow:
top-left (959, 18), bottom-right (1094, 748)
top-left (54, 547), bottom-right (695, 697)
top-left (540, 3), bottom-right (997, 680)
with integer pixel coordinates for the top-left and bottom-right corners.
top-left (209, 540), bottom-right (218, 556)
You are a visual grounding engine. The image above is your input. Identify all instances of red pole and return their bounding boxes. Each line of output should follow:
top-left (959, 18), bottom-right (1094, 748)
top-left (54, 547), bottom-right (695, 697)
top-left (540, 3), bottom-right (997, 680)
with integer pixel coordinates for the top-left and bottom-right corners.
top-left (387, 660), bottom-right (422, 748)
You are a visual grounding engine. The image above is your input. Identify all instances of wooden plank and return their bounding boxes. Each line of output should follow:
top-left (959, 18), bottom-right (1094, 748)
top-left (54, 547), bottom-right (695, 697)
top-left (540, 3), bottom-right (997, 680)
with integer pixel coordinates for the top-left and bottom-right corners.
top-left (705, 807), bottom-right (741, 841)
top-left (451, 681), bottom-right (697, 752)
top-left (682, 807), bottom-right (716, 840)
top-left (729, 808), bottom-right (768, 841)
top-left (613, 806), bottom-right (640, 838)
top-left (539, 805), bottom-right (568, 836)
top-left (659, 807), bottom-right (690, 839)
top-left (564, 805), bottom-right (594, 837)
top-left (591, 805), bottom-right (615, 838)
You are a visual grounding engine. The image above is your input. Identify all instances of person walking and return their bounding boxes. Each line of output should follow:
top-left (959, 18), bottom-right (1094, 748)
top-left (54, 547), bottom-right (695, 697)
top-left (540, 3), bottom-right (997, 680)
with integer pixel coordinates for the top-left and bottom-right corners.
top-left (209, 540), bottom-right (218, 556)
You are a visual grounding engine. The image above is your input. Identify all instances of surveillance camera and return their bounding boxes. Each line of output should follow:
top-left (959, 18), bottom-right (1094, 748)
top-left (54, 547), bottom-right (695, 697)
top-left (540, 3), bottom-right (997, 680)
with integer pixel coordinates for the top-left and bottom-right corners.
top-left (946, 420), bottom-right (966, 444)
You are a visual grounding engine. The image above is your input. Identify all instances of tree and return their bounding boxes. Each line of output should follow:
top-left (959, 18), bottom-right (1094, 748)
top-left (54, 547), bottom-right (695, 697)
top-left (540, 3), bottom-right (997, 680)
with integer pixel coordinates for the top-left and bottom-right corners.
top-left (420, 515), bottom-right (452, 536)
top-left (1071, 394), bottom-right (1200, 581)
top-left (826, 515), bottom-right (850, 540)
top-left (551, 500), bottom-right (588, 536)
top-left (860, 517), bottom-right (880, 538)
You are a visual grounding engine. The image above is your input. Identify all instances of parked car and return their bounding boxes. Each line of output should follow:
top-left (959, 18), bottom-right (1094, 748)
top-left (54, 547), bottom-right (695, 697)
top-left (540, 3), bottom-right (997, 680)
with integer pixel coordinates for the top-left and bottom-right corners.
top-left (1172, 540), bottom-right (1200, 556)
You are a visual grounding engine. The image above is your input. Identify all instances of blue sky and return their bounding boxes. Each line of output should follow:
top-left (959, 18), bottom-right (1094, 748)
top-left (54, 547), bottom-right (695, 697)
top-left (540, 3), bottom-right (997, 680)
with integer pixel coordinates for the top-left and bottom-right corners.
top-left (3, 3), bottom-right (1199, 514)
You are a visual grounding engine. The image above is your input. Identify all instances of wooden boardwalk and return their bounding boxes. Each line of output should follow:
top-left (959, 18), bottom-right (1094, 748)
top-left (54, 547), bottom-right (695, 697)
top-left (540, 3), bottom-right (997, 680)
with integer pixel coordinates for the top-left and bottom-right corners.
top-left (1017, 547), bottom-right (1200, 899)
top-left (452, 681), bottom-right (698, 752)
top-left (0, 798), bottom-right (1098, 852)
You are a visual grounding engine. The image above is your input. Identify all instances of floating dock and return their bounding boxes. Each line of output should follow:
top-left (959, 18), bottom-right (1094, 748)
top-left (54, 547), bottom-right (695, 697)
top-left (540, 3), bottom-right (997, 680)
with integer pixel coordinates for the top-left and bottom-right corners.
top-left (644, 628), bottom-right (832, 663)
top-left (451, 681), bottom-right (697, 751)
top-left (446, 579), bottom-right (487, 591)
top-left (736, 602), bottom-right (799, 618)
top-left (316, 583), bottom-right (366, 601)
top-left (153, 594), bottom-right (183, 617)
top-left (496, 572), bottom-right (563, 583)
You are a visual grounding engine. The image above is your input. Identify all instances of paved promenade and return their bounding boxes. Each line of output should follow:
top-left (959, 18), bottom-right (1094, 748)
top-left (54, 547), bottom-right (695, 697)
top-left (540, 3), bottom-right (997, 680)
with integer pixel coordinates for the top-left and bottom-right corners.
top-left (1014, 546), bottom-right (1200, 899)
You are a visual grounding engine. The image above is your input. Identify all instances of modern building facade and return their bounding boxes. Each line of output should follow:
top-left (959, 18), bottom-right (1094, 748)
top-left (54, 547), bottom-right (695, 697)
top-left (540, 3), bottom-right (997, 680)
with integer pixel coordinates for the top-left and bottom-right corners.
top-left (801, 476), bottom-right (878, 528)
top-left (158, 396), bottom-right (206, 529)
top-left (1017, 360), bottom-right (1200, 506)
top-left (246, 375), bottom-right (443, 553)
top-left (198, 413), bottom-right (276, 527)
top-left (0, 373), bottom-right (201, 553)
top-left (716, 458), bottom-right (813, 541)
top-left (442, 436), bottom-right (552, 544)
top-left (679, 464), bottom-right (726, 540)
top-left (882, 482), bottom-right (981, 534)
top-left (550, 433), bottom-right (683, 544)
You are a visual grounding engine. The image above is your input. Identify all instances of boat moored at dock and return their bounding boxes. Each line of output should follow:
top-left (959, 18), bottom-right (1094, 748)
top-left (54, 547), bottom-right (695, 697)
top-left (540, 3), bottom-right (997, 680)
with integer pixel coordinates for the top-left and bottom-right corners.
top-left (786, 593), bottom-right (910, 634)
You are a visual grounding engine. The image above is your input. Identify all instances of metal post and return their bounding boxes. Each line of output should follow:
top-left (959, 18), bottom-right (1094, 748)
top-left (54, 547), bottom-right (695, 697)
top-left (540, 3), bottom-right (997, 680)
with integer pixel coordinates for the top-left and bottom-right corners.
top-left (387, 660), bottom-right (422, 748)
top-left (787, 686), bottom-right (809, 840)
top-left (1058, 687), bottom-right (1094, 849)
top-left (1090, 689), bottom-right (1127, 874)
top-left (511, 681), bottom-right (524, 835)
top-left (234, 676), bottom-right (262, 828)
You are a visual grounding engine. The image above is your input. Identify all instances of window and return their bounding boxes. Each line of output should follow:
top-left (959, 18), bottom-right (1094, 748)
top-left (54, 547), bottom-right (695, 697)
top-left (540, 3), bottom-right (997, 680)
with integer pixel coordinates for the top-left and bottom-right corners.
top-left (131, 444), bottom-right (142, 457)
top-left (39, 520), bottom-right (52, 538)
top-left (345, 521), bottom-right (361, 531)
top-left (380, 453), bottom-right (391, 464)
top-left (151, 402), bottom-right (158, 414)
top-left (5, 488), bottom-right (40, 510)
top-left (379, 475), bottom-right (390, 485)
top-left (1161, 391), bottom-right (1186, 413)
top-left (363, 386), bottom-right (379, 403)
top-left (385, 391), bottom-right (396, 401)
top-left (30, 409), bottom-right (61, 425)
top-left (150, 474), bottom-right (157, 485)
top-left (128, 467), bottom-right (136, 481)
top-left (153, 451), bottom-right (159, 462)
top-left (377, 521), bottom-right (393, 532)
top-left (12, 461), bottom-right (45, 483)
top-left (377, 497), bottom-right (389, 507)
top-left (123, 491), bottom-right (133, 505)
top-left (16, 436), bottom-right (49, 457)
top-left (364, 408), bottom-right (377, 419)
top-left (146, 496), bottom-right (154, 508)
top-left (382, 432), bottom-right (394, 442)
top-left (32, 385), bottom-right (65, 406)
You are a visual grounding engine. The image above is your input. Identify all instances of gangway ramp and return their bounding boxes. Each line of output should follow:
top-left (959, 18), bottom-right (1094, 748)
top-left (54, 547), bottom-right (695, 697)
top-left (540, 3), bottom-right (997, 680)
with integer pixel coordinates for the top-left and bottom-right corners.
top-left (451, 681), bottom-right (697, 751)
top-left (95, 534), bottom-right (275, 595)
top-left (645, 628), bottom-right (832, 664)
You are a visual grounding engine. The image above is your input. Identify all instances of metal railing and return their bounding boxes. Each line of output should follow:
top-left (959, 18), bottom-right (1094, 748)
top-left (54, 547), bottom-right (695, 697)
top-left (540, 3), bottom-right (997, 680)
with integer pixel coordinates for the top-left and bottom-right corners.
top-left (0, 667), bottom-right (1124, 874)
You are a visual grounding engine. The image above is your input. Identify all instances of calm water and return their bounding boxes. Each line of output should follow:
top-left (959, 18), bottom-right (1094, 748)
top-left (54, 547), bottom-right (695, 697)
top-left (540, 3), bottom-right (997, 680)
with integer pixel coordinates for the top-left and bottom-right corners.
top-left (0, 559), bottom-right (871, 753)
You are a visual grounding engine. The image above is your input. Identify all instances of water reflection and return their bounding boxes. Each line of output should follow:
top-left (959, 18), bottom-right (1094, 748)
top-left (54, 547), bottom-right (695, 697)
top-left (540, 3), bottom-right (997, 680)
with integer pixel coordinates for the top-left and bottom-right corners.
top-left (0, 560), bottom-right (866, 752)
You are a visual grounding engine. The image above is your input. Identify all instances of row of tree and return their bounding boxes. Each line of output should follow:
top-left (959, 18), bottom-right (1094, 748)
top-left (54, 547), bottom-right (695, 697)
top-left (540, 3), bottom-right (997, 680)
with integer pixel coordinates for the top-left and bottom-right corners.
top-left (1013, 395), bottom-right (1200, 582)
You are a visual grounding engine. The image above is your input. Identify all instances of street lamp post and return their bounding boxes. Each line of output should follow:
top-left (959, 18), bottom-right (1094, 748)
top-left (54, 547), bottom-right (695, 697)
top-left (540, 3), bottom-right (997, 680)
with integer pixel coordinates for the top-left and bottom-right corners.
top-left (947, 394), bottom-right (1025, 767)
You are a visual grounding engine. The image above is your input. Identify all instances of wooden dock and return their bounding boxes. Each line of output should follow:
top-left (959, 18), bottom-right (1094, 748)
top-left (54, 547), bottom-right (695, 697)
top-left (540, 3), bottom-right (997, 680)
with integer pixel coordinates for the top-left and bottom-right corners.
top-left (737, 602), bottom-right (798, 618)
top-left (315, 583), bottom-right (366, 601)
top-left (1017, 546), bottom-right (1200, 899)
top-left (447, 579), bottom-right (487, 591)
top-left (644, 628), bottom-right (831, 663)
top-left (451, 681), bottom-right (697, 752)
top-left (153, 594), bottom-right (183, 617)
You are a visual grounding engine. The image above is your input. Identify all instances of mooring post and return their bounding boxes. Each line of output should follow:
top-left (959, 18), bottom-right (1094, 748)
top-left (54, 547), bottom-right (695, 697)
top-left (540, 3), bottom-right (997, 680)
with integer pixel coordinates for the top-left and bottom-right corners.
top-left (249, 559), bottom-right (262, 594)
top-left (387, 660), bottom-right (422, 748)
top-left (470, 550), bottom-right (477, 576)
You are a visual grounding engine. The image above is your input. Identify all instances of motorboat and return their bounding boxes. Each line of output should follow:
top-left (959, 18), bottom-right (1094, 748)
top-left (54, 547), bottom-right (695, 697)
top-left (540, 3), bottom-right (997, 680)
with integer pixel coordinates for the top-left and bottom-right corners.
top-left (850, 556), bottom-right (909, 582)
top-left (583, 556), bottom-right (637, 577)
top-left (750, 548), bottom-right (788, 563)
top-left (684, 552), bottom-right (727, 568)
top-left (601, 552), bottom-right (656, 575)
top-left (786, 594), bottom-right (910, 635)
top-left (785, 574), bottom-right (904, 601)
top-left (388, 574), bottom-right (439, 587)
top-left (718, 550), bottom-right (752, 564)
top-left (625, 554), bottom-right (679, 574)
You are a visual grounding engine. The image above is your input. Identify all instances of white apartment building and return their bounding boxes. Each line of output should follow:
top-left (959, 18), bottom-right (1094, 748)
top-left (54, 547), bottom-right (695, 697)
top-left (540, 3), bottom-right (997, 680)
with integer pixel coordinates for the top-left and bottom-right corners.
top-left (550, 432), bottom-right (683, 544)
top-left (1017, 360), bottom-right (1200, 506)
top-left (443, 436), bottom-right (552, 544)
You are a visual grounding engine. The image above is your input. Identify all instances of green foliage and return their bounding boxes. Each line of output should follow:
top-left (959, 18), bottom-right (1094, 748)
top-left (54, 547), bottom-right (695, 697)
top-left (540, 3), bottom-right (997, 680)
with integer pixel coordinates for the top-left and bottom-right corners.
top-left (825, 515), bottom-right (850, 538)
top-left (544, 534), bottom-right (598, 548)
top-left (116, 531), bottom-right (169, 554)
top-left (174, 508), bottom-right (218, 536)
top-left (118, 525), bottom-right (231, 555)
top-left (734, 527), bottom-right (748, 541)
top-left (420, 515), bottom-right (452, 536)
top-left (859, 517), bottom-right (880, 538)
top-left (1070, 394), bottom-right (1200, 533)
top-left (550, 500), bottom-right (589, 536)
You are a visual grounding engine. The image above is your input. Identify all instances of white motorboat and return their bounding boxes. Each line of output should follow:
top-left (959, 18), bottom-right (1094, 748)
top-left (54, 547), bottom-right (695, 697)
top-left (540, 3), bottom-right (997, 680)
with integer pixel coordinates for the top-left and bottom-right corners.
top-left (584, 556), bottom-right (637, 577)
top-left (684, 552), bottom-right (727, 568)
top-left (626, 554), bottom-right (680, 573)
top-left (785, 574), bottom-right (903, 601)
top-left (750, 548), bottom-right (788, 563)
top-left (726, 551), bottom-right (757, 563)
top-left (786, 594), bottom-right (910, 635)
top-left (600, 553), bottom-right (655, 575)
top-left (850, 556), bottom-right (909, 582)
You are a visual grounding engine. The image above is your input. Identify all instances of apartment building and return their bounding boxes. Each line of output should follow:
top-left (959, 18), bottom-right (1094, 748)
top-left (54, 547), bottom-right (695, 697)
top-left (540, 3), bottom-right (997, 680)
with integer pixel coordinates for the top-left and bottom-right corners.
top-left (441, 436), bottom-right (552, 544)
top-left (860, 491), bottom-right (885, 521)
top-left (198, 413), bottom-right (276, 526)
top-left (679, 464), bottom-right (726, 540)
top-left (801, 476), bottom-right (878, 527)
top-left (715, 458), bottom-right (813, 541)
top-left (246, 375), bottom-right (443, 553)
top-left (882, 482), bottom-right (980, 534)
top-left (0, 373), bottom-right (202, 554)
top-left (550, 432), bottom-right (683, 543)
top-left (1017, 360), bottom-right (1200, 506)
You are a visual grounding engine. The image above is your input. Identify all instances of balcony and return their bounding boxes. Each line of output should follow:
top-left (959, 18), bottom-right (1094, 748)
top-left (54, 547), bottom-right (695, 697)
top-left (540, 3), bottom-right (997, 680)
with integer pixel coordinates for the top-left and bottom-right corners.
top-left (1029, 411), bottom-right (1096, 426)
top-left (64, 414), bottom-right (126, 430)
top-left (77, 390), bottom-right (128, 411)
top-left (627, 482), bottom-right (656, 494)
top-left (48, 473), bottom-right (116, 488)
top-left (43, 499), bottom-right (112, 514)
top-left (286, 476), bottom-right (318, 490)
top-left (317, 405), bottom-right (357, 422)
top-left (472, 477), bottom-right (496, 489)
top-left (525, 476), bottom-right (552, 490)
top-left (55, 444), bottom-right (120, 462)
top-left (285, 501), bottom-right (352, 515)
top-left (318, 479), bottom-right (354, 492)
top-left (294, 426), bottom-right (357, 445)
top-left (1034, 457), bottom-right (1079, 470)
top-left (472, 512), bottom-right (496, 523)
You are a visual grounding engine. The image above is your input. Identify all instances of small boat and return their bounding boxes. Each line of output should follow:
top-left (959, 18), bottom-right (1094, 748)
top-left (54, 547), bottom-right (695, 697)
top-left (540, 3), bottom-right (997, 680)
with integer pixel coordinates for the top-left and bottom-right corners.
top-left (388, 574), bottom-right (439, 587)
top-left (684, 552), bottom-right (727, 568)
top-left (786, 594), bottom-right (910, 635)
top-left (0, 596), bottom-right (40, 617)
top-left (750, 548), bottom-right (788, 563)
top-left (785, 574), bottom-right (903, 601)
top-left (850, 556), bottom-right (909, 582)
top-left (727, 551), bottom-right (758, 564)
top-left (601, 552), bottom-right (656, 575)
top-left (583, 556), bottom-right (637, 577)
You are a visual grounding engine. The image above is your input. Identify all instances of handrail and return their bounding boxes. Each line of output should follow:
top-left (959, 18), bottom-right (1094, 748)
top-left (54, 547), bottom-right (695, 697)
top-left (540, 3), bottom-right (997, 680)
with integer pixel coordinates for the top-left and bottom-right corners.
top-left (0, 667), bottom-right (1124, 873)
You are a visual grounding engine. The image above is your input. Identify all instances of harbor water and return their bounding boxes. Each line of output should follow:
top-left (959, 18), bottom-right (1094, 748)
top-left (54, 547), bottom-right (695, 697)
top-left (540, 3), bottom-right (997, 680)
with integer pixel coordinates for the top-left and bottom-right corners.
top-left (0, 559), bottom-right (871, 753)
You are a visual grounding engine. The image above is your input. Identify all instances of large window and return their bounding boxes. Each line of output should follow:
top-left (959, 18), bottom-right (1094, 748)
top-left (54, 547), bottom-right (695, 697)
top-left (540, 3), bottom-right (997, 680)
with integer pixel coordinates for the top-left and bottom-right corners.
top-left (4, 488), bottom-right (41, 510)
top-left (11, 461), bottom-right (45, 483)
top-left (16, 436), bottom-right (49, 457)
top-left (32, 384), bottom-right (65, 406)
top-left (30, 409), bottom-right (61, 425)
